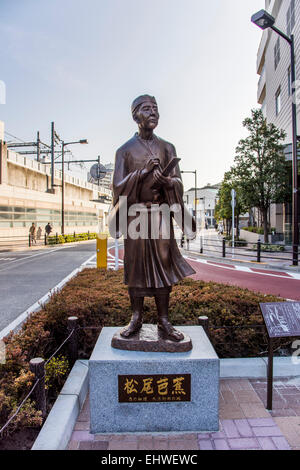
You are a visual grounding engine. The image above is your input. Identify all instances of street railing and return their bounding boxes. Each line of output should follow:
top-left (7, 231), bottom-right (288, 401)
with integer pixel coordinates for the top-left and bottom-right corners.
top-left (180, 235), bottom-right (298, 265)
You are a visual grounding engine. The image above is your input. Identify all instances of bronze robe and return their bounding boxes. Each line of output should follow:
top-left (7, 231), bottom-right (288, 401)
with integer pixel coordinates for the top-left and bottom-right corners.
top-left (111, 133), bottom-right (195, 291)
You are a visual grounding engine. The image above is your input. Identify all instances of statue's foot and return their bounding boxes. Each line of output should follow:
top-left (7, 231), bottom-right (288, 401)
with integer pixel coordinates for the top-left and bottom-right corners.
top-left (120, 318), bottom-right (143, 338)
top-left (158, 321), bottom-right (184, 342)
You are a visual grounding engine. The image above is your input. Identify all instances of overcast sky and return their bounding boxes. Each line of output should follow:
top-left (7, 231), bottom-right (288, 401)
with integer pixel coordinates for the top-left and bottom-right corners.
top-left (0, 0), bottom-right (263, 189)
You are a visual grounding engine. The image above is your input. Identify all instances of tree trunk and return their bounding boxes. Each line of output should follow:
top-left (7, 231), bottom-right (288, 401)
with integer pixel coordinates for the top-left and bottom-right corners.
top-left (236, 213), bottom-right (240, 239)
top-left (263, 208), bottom-right (269, 244)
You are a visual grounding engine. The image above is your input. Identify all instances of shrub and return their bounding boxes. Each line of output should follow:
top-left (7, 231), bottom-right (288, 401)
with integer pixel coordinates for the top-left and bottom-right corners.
top-left (47, 232), bottom-right (97, 245)
top-left (0, 268), bottom-right (288, 438)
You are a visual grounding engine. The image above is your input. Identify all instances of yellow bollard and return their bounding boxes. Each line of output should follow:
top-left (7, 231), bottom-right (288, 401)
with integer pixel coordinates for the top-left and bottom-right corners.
top-left (96, 233), bottom-right (108, 269)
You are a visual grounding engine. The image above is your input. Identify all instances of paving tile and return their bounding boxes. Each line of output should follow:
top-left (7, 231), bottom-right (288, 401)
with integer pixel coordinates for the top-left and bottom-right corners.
top-left (271, 436), bottom-right (291, 450)
top-left (226, 379), bottom-right (253, 391)
top-left (198, 433), bottom-right (211, 440)
top-left (257, 437), bottom-right (277, 450)
top-left (290, 406), bottom-right (300, 416)
top-left (198, 440), bottom-right (214, 450)
top-left (92, 441), bottom-right (109, 450)
top-left (219, 404), bottom-right (245, 419)
top-left (220, 381), bottom-right (231, 392)
top-left (78, 441), bottom-right (93, 450)
top-left (234, 390), bottom-right (263, 404)
top-left (95, 434), bottom-right (113, 440)
top-left (222, 390), bottom-right (237, 403)
top-left (221, 420), bottom-right (239, 438)
top-left (234, 419), bottom-right (253, 437)
top-left (210, 431), bottom-right (226, 439)
top-left (213, 439), bottom-right (230, 450)
top-left (219, 409), bottom-right (246, 420)
top-left (168, 439), bottom-right (199, 450)
top-left (67, 440), bottom-right (79, 450)
top-left (252, 425), bottom-right (283, 437)
top-left (247, 418), bottom-right (275, 427)
top-left (108, 440), bottom-right (138, 450)
top-left (138, 436), bottom-right (154, 450)
top-left (74, 421), bottom-right (90, 431)
top-left (270, 408), bottom-right (297, 417)
top-left (71, 431), bottom-right (94, 441)
top-left (228, 438), bottom-right (260, 450)
top-left (239, 403), bottom-right (270, 418)
top-left (153, 437), bottom-right (169, 450)
top-left (274, 417), bottom-right (300, 448)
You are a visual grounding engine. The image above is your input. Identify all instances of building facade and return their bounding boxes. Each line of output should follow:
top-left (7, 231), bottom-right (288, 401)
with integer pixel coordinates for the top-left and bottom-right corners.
top-left (183, 185), bottom-right (220, 229)
top-left (256, 0), bottom-right (300, 242)
top-left (0, 123), bottom-right (111, 238)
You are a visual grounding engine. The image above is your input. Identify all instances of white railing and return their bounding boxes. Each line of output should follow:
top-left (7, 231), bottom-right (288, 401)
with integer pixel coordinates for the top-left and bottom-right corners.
top-left (7, 150), bottom-right (112, 198)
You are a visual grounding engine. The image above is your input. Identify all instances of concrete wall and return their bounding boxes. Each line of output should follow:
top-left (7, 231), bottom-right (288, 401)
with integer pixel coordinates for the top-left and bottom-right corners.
top-left (0, 141), bottom-right (111, 237)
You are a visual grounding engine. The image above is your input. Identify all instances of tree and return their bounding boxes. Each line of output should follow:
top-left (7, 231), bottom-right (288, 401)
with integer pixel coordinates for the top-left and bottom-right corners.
top-left (215, 170), bottom-right (248, 237)
top-left (232, 109), bottom-right (289, 243)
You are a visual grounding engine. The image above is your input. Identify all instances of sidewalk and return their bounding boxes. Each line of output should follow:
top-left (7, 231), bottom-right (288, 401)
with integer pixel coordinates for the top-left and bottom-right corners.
top-left (181, 234), bottom-right (300, 274)
top-left (67, 376), bottom-right (300, 451)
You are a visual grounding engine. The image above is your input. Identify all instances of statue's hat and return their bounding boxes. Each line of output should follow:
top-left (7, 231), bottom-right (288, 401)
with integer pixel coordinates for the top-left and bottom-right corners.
top-left (131, 95), bottom-right (157, 115)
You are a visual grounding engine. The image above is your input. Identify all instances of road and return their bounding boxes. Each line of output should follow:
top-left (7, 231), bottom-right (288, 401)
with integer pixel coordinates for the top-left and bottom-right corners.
top-left (110, 245), bottom-right (300, 301)
top-left (1, 237), bottom-right (299, 335)
top-left (0, 241), bottom-right (97, 332)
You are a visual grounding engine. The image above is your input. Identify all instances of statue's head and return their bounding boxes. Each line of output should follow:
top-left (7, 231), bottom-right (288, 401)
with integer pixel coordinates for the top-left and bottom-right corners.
top-left (131, 94), bottom-right (159, 130)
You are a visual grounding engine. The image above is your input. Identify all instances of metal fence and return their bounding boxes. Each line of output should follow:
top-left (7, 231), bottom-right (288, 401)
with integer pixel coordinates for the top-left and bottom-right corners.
top-left (0, 231), bottom-right (96, 250)
top-left (181, 235), bottom-right (298, 265)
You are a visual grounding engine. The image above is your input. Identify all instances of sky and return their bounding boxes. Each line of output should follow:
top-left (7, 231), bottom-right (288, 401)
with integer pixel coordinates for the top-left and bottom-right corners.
top-left (0, 0), bottom-right (264, 190)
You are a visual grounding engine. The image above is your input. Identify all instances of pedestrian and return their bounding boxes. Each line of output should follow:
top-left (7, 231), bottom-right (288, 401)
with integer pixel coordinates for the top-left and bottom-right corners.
top-left (29, 222), bottom-right (37, 245)
top-left (45, 222), bottom-right (52, 237)
top-left (37, 226), bottom-right (42, 240)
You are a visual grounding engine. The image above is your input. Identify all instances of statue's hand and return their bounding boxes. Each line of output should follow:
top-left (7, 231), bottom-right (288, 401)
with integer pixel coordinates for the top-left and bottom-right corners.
top-left (153, 169), bottom-right (174, 189)
top-left (141, 158), bottom-right (161, 179)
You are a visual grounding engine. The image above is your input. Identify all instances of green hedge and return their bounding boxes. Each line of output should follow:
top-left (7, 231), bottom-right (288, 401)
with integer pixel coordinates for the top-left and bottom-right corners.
top-left (243, 226), bottom-right (276, 235)
top-left (47, 232), bottom-right (98, 245)
top-left (1, 268), bottom-right (294, 442)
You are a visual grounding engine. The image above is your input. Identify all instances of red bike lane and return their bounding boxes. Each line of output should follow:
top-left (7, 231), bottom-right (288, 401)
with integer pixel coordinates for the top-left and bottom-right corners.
top-left (109, 246), bottom-right (300, 301)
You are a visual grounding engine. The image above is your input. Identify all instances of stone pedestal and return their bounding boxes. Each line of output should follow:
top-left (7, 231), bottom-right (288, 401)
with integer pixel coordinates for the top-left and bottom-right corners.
top-left (89, 326), bottom-right (219, 433)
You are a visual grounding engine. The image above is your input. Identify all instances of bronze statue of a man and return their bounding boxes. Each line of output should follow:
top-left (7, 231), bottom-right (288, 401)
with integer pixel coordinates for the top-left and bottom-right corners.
top-left (110, 94), bottom-right (195, 342)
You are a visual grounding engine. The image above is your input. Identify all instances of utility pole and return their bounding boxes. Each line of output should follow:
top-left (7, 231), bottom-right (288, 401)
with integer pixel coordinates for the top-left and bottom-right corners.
top-left (36, 131), bottom-right (40, 162)
top-left (61, 141), bottom-right (65, 235)
top-left (51, 122), bottom-right (55, 190)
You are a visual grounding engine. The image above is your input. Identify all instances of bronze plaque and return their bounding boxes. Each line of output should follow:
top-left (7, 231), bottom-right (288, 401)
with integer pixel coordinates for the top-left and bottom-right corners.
top-left (260, 302), bottom-right (300, 338)
top-left (118, 374), bottom-right (191, 403)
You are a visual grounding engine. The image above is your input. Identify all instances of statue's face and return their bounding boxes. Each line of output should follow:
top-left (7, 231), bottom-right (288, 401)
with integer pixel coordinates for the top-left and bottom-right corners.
top-left (134, 101), bottom-right (159, 130)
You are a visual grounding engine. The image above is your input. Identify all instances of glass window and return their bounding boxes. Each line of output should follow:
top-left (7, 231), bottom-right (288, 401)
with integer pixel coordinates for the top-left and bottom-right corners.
top-left (0, 206), bottom-right (10, 212)
top-left (0, 221), bottom-right (12, 227)
top-left (13, 222), bottom-right (26, 227)
top-left (274, 37), bottom-right (280, 70)
top-left (275, 88), bottom-right (281, 116)
top-left (0, 212), bottom-right (13, 219)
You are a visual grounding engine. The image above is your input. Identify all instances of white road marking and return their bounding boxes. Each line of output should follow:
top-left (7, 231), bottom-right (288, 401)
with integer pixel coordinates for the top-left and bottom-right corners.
top-left (0, 250), bottom-right (97, 340)
top-left (184, 256), bottom-right (300, 280)
top-left (0, 244), bottom-right (84, 273)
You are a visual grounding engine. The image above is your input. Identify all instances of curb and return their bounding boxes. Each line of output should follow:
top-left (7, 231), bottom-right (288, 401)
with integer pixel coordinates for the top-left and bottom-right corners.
top-left (30, 356), bottom-right (300, 450)
top-left (32, 360), bottom-right (89, 451)
top-left (182, 248), bottom-right (300, 274)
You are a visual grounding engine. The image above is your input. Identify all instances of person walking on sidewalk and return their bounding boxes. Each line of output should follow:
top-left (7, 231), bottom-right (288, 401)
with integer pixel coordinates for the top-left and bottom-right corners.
top-left (29, 222), bottom-right (37, 245)
top-left (45, 222), bottom-right (52, 237)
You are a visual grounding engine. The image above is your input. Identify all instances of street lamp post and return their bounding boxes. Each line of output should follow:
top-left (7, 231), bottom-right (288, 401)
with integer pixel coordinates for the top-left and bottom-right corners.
top-left (61, 139), bottom-right (88, 235)
top-left (181, 170), bottom-right (197, 232)
top-left (251, 9), bottom-right (299, 265)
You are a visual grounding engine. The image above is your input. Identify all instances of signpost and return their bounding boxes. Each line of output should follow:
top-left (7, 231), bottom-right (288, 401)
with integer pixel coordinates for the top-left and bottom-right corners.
top-left (260, 302), bottom-right (300, 409)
